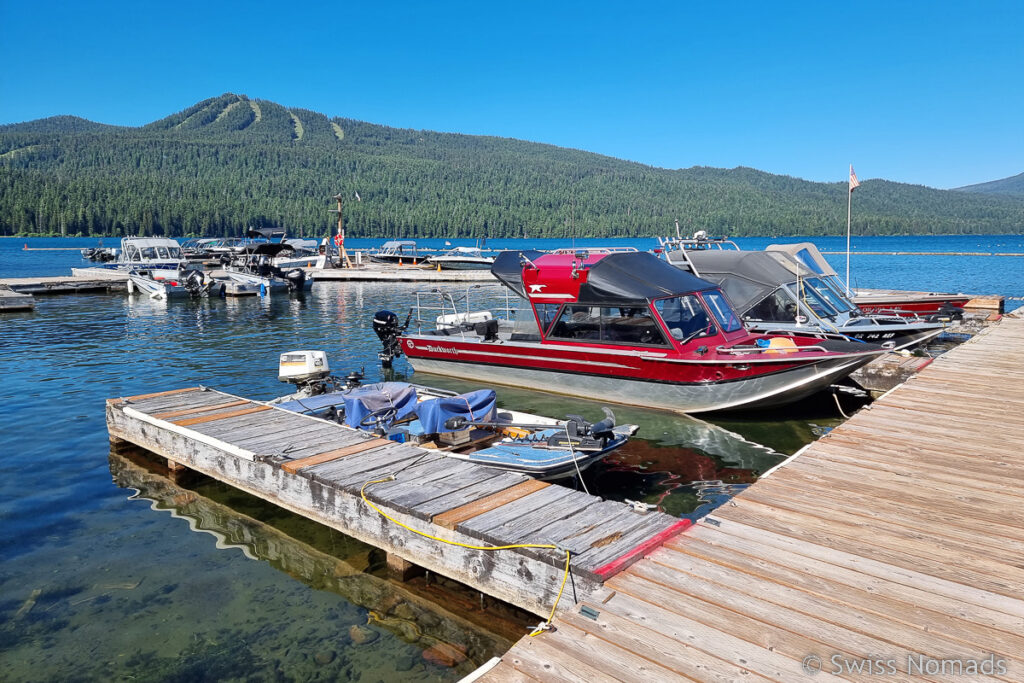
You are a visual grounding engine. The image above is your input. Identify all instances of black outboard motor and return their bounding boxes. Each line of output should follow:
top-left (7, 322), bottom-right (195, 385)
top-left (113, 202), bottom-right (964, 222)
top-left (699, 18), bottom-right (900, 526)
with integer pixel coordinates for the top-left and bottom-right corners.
top-left (373, 310), bottom-right (405, 368)
top-left (283, 268), bottom-right (306, 291)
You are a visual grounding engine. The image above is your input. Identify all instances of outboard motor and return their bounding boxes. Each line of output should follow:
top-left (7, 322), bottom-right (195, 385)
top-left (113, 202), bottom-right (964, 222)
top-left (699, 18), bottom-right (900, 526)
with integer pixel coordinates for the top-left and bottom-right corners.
top-left (373, 309), bottom-right (406, 368)
top-left (183, 270), bottom-right (206, 295)
top-left (283, 268), bottom-right (307, 291)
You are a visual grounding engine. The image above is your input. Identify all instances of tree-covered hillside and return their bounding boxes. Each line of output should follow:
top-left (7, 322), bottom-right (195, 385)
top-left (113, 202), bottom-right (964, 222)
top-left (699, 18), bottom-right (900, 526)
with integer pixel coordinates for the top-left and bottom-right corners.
top-left (2, 93), bottom-right (1023, 237)
top-left (956, 172), bottom-right (1024, 197)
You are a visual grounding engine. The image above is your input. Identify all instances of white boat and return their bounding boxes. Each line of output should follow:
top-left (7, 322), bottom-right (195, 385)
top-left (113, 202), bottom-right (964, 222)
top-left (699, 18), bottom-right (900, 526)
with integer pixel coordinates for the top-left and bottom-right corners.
top-left (369, 240), bottom-right (425, 265)
top-left (126, 269), bottom-right (210, 299)
top-left (425, 246), bottom-right (495, 270)
top-left (74, 237), bottom-right (198, 279)
top-left (217, 243), bottom-right (314, 295)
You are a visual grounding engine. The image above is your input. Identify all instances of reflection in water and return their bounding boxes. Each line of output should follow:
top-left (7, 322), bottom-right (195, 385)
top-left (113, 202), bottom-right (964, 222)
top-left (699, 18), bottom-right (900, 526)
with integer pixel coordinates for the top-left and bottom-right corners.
top-left (109, 448), bottom-right (530, 679)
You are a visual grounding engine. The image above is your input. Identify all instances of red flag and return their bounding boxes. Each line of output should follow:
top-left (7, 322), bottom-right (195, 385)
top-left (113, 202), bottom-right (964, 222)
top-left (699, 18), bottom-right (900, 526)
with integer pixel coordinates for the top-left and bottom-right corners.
top-left (849, 165), bottom-right (861, 192)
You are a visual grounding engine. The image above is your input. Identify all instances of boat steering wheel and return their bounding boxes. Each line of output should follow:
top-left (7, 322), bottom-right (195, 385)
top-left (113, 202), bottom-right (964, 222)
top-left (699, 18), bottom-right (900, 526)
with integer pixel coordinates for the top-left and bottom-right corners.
top-left (359, 406), bottom-right (398, 429)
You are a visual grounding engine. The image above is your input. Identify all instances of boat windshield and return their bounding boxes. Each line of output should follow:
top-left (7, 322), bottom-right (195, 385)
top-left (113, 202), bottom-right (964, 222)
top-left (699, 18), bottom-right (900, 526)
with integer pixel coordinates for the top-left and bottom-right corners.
top-left (792, 280), bottom-right (840, 318)
top-left (745, 289), bottom-right (798, 322)
top-left (807, 277), bottom-right (855, 313)
top-left (703, 290), bottom-right (743, 333)
top-left (547, 305), bottom-right (668, 346)
top-left (654, 294), bottom-right (715, 341)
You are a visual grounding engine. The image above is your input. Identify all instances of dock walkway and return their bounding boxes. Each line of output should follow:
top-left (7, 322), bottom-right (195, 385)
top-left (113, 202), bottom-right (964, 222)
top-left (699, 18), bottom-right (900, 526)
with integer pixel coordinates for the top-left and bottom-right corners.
top-left (483, 317), bottom-right (1024, 681)
top-left (105, 389), bottom-right (687, 617)
top-left (0, 273), bottom-right (128, 294)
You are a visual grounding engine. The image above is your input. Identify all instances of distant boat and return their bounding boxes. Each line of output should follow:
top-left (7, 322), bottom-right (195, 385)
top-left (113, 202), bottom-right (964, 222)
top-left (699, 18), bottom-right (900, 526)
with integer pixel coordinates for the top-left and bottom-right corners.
top-left (425, 246), bottom-right (495, 270)
top-left (369, 240), bottom-right (425, 265)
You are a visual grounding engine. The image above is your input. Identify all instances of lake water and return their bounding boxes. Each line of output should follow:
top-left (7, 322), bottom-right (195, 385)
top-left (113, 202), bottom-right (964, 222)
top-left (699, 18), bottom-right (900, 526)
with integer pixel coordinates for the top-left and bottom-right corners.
top-left (1, 235), bottom-right (1021, 681)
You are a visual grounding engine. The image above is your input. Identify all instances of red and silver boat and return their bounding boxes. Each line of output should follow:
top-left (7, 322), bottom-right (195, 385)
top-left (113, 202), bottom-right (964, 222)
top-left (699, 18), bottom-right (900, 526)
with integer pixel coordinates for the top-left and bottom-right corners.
top-left (376, 251), bottom-right (886, 414)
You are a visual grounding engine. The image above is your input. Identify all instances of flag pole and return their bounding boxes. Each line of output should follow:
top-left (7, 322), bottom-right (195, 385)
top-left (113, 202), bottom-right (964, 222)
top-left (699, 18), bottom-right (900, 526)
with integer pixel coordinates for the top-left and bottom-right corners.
top-left (845, 164), bottom-right (860, 296)
top-left (846, 178), bottom-right (852, 296)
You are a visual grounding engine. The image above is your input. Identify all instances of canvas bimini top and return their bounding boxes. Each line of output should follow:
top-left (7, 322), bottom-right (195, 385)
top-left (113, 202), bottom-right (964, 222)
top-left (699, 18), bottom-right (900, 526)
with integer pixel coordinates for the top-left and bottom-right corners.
top-left (679, 250), bottom-right (818, 314)
top-left (492, 250), bottom-right (718, 306)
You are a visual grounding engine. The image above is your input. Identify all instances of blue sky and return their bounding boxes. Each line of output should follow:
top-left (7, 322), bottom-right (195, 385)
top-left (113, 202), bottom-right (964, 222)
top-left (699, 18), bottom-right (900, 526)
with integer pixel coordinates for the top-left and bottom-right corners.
top-left (1, 1), bottom-right (1021, 189)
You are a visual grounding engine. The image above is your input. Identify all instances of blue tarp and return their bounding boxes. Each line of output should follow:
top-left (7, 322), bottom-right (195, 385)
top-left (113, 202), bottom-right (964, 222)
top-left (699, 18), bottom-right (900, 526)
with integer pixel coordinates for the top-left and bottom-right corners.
top-left (415, 389), bottom-right (497, 433)
top-left (343, 382), bottom-right (419, 430)
top-left (275, 392), bottom-right (348, 415)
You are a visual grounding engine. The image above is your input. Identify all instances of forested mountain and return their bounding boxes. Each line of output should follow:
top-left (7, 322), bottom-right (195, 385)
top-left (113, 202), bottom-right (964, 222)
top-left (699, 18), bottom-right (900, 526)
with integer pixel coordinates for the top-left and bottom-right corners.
top-left (2, 93), bottom-right (1023, 237)
top-left (956, 172), bottom-right (1024, 197)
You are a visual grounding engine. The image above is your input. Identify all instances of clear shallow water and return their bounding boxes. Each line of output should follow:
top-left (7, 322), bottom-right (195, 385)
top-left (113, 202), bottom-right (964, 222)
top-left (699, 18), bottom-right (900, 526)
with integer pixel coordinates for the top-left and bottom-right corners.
top-left (0, 234), bottom-right (1020, 680)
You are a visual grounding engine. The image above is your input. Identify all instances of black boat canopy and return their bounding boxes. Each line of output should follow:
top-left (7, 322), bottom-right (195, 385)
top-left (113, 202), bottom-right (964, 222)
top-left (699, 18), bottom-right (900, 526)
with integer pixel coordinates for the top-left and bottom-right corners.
top-left (242, 242), bottom-right (292, 257)
top-left (684, 250), bottom-right (814, 313)
top-left (578, 252), bottom-right (718, 304)
top-left (246, 227), bottom-right (287, 240)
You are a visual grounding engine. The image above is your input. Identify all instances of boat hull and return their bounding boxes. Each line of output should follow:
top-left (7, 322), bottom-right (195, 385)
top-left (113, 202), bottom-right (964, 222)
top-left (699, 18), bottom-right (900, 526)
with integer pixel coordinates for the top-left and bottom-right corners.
top-left (404, 341), bottom-right (880, 414)
top-left (748, 322), bottom-right (944, 351)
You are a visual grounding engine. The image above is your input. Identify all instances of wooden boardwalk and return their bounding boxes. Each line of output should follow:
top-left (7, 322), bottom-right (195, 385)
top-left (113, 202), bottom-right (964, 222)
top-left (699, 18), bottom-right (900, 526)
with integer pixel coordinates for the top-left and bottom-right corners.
top-left (105, 388), bottom-right (687, 617)
top-left (0, 273), bottom-right (128, 294)
top-left (483, 317), bottom-right (1024, 681)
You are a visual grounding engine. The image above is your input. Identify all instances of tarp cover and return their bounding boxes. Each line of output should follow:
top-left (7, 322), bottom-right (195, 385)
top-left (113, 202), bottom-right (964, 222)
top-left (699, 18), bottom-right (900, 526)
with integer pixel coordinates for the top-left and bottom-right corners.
top-left (415, 389), bottom-right (497, 433)
top-left (491, 250), bottom-right (546, 299)
top-left (342, 382), bottom-right (418, 430)
top-left (577, 252), bottom-right (717, 305)
top-left (766, 242), bottom-right (839, 277)
top-left (684, 250), bottom-right (811, 313)
top-left (275, 392), bottom-right (348, 415)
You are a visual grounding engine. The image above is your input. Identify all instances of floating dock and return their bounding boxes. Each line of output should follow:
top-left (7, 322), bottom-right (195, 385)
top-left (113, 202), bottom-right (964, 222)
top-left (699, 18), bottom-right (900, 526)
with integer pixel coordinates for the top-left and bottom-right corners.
top-left (0, 286), bottom-right (35, 311)
top-left (0, 273), bottom-right (128, 294)
top-left (105, 390), bottom-right (688, 618)
top-left (312, 265), bottom-right (494, 283)
top-left (480, 316), bottom-right (1024, 680)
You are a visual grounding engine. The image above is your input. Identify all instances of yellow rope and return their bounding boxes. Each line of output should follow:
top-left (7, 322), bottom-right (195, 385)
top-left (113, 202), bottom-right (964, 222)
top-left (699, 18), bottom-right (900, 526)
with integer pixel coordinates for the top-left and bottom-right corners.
top-left (360, 476), bottom-right (571, 635)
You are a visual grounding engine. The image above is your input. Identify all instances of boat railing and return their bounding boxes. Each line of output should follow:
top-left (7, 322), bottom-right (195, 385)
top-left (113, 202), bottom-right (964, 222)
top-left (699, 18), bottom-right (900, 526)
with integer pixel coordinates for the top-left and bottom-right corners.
top-left (412, 284), bottom-right (517, 334)
top-left (717, 343), bottom-right (831, 355)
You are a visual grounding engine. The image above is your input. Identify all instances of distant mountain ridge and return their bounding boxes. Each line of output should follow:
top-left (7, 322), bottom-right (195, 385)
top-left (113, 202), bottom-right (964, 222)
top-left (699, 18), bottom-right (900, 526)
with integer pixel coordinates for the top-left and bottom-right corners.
top-left (2, 92), bottom-right (1023, 237)
top-left (956, 172), bottom-right (1024, 196)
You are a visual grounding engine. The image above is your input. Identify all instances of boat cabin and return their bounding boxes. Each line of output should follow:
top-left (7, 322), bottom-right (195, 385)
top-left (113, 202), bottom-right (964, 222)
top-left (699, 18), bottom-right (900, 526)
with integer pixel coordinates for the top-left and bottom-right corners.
top-left (486, 250), bottom-right (748, 350)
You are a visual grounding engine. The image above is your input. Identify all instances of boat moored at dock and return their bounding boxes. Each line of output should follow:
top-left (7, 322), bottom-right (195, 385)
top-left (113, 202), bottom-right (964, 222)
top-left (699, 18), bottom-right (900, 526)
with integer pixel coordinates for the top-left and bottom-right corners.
top-left (661, 239), bottom-right (945, 350)
top-left (380, 251), bottom-right (887, 414)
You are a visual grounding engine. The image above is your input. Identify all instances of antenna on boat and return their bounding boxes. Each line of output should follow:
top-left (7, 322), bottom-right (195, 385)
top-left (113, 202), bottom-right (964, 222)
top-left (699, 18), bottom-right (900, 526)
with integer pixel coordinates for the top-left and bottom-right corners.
top-left (675, 219), bottom-right (682, 240)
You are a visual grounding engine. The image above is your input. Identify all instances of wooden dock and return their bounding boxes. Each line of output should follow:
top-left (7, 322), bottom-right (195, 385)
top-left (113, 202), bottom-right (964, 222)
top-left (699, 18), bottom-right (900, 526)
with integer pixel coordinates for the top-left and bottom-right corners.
top-left (0, 273), bottom-right (128, 294)
top-left (105, 389), bottom-right (688, 618)
top-left (481, 317), bottom-right (1024, 681)
top-left (0, 286), bottom-right (34, 311)
top-left (312, 264), bottom-right (494, 283)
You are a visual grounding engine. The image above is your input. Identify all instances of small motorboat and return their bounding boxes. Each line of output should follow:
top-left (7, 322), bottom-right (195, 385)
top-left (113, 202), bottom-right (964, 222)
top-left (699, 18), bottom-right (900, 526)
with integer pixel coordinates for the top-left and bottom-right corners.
top-left (126, 268), bottom-right (210, 299)
top-left (368, 240), bottom-right (425, 265)
top-left (269, 351), bottom-right (637, 480)
top-left (767, 242), bottom-right (970, 320)
top-left (425, 246), bottom-right (495, 270)
top-left (662, 240), bottom-right (945, 350)
top-left (375, 250), bottom-right (887, 414)
top-left (73, 237), bottom-right (197, 278)
top-left (219, 243), bottom-right (313, 294)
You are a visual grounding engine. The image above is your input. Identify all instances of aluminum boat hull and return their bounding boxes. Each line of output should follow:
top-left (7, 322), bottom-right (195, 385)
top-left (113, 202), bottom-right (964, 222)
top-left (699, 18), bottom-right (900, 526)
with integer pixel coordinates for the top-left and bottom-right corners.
top-left (404, 339), bottom-right (881, 414)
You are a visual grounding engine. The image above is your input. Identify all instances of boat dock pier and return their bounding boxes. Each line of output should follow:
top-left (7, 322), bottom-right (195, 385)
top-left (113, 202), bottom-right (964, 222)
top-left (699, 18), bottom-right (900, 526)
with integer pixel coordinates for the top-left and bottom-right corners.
top-left (312, 264), bottom-right (494, 283)
top-left (0, 272), bottom-right (128, 294)
top-left (0, 285), bottom-right (35, 311)
top-left (105, 390), bottom-right (688, 618)
top-left (478, 315), bottom-right (1024, 680)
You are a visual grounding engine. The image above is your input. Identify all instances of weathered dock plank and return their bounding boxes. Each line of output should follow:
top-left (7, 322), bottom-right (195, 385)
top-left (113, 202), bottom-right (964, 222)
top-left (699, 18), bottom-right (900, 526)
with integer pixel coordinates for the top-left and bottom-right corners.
top-left (485, 317), bottom-right (1024, 680)
top-left (106, 386), bottom-right (686, 619)
top-left (0, 273), bottom-right (128, 294)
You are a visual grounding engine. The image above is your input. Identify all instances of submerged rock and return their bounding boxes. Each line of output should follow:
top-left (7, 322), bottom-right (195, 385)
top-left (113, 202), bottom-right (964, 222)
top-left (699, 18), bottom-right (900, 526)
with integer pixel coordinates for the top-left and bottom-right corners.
top-left (422, 642), bottom-right (467, 668)
top-left (313, 650), bottom-right (335, 665)
top-left (348, 625), bottom-right (378, 646)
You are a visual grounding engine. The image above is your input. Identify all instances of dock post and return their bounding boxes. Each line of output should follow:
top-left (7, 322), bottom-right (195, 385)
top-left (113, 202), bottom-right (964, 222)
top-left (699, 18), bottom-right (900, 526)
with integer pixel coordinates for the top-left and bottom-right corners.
top-left (386, 552), bottom-right (425, 582)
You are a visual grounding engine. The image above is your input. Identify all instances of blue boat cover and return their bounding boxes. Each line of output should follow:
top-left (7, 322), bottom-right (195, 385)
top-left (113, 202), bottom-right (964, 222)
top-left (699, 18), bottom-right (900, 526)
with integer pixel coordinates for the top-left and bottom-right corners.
top-left (275, 391), bottom-right (349, 415)
top-left (415, 389), bottom-right (497, 433)
top-left (343, 382), bottom-right (419, 430)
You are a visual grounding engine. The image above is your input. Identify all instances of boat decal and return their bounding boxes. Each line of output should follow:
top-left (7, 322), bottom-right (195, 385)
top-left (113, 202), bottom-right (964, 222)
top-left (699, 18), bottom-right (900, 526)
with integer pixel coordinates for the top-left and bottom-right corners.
top-left (408, 343), bottom-right (633, 369)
